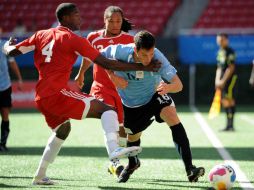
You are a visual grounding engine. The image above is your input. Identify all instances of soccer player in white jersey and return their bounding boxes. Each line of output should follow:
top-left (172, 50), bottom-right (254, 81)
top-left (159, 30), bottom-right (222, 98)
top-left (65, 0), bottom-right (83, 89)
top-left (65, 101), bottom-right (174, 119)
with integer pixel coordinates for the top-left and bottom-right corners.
top-left (76, 30), bottom-right (205, 183)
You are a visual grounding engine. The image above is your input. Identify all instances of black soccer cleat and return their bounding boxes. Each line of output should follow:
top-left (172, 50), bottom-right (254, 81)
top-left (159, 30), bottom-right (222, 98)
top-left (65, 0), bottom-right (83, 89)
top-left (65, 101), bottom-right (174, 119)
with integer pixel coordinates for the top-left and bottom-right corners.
top-left (117, 158), bottom-right (141, 183)
top-left (187, 165), bottom-right (205, 182)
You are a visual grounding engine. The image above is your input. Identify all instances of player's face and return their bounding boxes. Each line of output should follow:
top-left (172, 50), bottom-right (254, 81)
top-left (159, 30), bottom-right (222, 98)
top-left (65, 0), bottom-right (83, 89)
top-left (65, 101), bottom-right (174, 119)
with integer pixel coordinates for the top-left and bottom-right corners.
top-left (136, 47), bottom-right (155, 66)
top-left (66, 8), bottom-right (81, 31)
top-left (217, 36), bottom-right (228, 48)
top-left (105, 12), bottom-right (123, 36)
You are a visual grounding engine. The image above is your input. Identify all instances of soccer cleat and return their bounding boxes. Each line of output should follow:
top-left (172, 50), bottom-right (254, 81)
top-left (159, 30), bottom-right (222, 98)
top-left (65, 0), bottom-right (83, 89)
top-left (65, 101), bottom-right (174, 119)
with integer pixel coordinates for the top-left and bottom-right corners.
top-left (187, 165), bottom-right (205, 182)
top-left (109, 146), bottom-right (142, 161)
top-left (32, 176), bottom-right (55, 185)
top-left (108, 161), bottom-right (124, 177)
top-left (118, 158), bottom-right (141, 183)
top-left (0, 144), bottom-right (9, 152)
top-left (221, 127), bottom-right (235, 132)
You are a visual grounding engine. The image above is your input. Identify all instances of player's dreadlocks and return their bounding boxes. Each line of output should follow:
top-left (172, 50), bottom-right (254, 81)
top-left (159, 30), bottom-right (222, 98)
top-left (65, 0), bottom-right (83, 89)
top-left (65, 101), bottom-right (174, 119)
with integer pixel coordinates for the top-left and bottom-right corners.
top-left (104, 6), bottom-right (133, 32)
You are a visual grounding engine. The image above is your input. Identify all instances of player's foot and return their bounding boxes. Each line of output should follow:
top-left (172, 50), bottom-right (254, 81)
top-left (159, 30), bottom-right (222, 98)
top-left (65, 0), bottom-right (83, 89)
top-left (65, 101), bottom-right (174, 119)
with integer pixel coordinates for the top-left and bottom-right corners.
top-left (221, 126), bottom-right (235, 132)
top-left (32, 176), bottom-right (56, 185)
top-left (109, 146), bottom-right (142, 161)
top-left (108, 161), bottom-right (124, 177)
top-left (0, 144), bottom-right (8, 152)
top-left (187, 165), bottom-right (205, 182)
top-left (118, 158), bottom-right (141, 183)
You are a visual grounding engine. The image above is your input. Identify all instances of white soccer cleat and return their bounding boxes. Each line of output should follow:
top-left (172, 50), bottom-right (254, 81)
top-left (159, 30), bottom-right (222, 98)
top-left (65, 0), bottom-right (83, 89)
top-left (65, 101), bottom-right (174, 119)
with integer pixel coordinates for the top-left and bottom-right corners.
top-left (32, 176), bottom-right (56, 185)
top-left (109, 146), bottom-right (142, 161)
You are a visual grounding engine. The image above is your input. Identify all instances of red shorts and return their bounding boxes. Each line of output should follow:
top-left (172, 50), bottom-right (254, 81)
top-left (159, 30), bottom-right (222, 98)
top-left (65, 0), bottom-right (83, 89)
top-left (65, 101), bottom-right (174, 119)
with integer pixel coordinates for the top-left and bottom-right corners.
top-left (36, 88), bottom-right (94, 129)
top-left (90, 86), bottom-right (124, 125)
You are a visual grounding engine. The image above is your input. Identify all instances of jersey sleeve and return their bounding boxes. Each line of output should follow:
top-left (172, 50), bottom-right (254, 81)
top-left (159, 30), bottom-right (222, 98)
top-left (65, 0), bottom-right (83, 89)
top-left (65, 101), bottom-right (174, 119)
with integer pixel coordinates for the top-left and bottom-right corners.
top-left (100, 45), bottom-right (118, 59)
top-left (154, 48), bottom-right (177, 82)
top-left (100, 44), bottom-right (130, 62)
top-left (15, 33), bottom-right (36, 54)
top-left (72, 35), bottom-right (100, 61)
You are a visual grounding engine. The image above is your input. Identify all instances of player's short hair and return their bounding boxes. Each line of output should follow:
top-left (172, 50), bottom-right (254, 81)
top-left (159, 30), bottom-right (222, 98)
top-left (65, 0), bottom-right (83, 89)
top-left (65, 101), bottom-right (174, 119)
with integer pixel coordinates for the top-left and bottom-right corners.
top-left (134, 31), bottom-right (155, 51)
top-left (56, 3), bottom-right (77, 22)
top-left (217, 33), bottom-right (228, 39)
top-left (104, 6), bottom-right (133, 32)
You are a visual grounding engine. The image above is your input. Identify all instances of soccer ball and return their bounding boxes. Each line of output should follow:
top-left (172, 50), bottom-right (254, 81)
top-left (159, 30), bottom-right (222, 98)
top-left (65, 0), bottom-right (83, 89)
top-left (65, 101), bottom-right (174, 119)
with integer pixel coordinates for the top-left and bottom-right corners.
top-left (208, 164), bottom-right (236, 190)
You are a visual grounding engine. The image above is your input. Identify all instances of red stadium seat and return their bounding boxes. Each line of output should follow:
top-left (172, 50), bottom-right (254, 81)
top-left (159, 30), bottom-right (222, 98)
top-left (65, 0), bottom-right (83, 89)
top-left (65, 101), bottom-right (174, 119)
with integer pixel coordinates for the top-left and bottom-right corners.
top-left (195, 0), bottom-right (254, 28)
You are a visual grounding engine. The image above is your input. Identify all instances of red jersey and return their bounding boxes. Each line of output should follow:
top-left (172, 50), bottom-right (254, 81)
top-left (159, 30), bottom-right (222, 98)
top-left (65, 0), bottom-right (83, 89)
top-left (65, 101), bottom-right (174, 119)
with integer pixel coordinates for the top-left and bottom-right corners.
top-left (15, 26), bottom-right (100, 100)
top-left (87, 30), bottom-right (134, 93)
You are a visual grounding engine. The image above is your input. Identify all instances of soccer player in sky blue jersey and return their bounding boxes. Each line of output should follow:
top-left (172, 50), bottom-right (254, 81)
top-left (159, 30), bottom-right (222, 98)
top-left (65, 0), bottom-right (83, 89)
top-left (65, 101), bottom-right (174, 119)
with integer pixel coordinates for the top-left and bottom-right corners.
top-left (0, 34), bottom-right (23, 152)
top-left (99, 31), bottom-right (205, 183)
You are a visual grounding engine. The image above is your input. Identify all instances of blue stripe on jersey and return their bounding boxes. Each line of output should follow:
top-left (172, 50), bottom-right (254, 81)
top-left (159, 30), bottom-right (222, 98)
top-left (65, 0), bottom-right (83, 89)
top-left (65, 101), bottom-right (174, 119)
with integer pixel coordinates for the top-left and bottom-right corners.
top-left (0, 40), bottom-right (11, 91)
top-left (101, 44), bottom-right (177, 107)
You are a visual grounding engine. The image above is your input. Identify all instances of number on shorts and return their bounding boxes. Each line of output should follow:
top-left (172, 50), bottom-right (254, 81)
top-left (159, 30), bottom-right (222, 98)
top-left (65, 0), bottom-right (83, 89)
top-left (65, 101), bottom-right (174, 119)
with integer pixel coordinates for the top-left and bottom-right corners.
top-left (42, 40), bottom-right (55, 62)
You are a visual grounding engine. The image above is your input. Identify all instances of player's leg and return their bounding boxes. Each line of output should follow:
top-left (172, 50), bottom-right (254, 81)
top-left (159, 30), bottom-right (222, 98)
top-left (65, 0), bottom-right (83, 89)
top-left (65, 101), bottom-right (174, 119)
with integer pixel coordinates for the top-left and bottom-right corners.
top-left (160, 105), bottom-right (205, 182)
top-left (118, 133), bottom-right (142, 183)
top-left (0, 87), bottom-right (12, 152)
top-left (33, 121), bottom-right (71, 185)
top-left (90, 91), bottom-right (127, 176)
top-left (0, 107), bottom-right (10, 151)
top-left (91, 90), bottom-right (127, 146)
top-left (221, 76), bottom-right (237, 131)
top-left (86, 98), bottom-right (141, 161)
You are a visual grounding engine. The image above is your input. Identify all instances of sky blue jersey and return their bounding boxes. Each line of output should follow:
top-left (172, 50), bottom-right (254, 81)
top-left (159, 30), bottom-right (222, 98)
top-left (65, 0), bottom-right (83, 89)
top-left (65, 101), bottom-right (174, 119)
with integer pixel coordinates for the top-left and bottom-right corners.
top-left (101, 43), bottom-right (177, 107)
top-left (0, 40), bottom-right (13, 91)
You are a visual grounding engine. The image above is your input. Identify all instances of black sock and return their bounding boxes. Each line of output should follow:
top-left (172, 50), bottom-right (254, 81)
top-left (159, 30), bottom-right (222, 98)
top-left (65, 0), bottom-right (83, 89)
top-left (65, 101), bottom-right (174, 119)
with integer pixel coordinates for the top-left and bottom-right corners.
top-left (226, 106), bottom-right (235, 128)
top-left (127, 139), bottom-right (140, 167)
top-left (1, 120), bottom-right (10, 146)
top-left (170, 123), bottom-right (193, 172)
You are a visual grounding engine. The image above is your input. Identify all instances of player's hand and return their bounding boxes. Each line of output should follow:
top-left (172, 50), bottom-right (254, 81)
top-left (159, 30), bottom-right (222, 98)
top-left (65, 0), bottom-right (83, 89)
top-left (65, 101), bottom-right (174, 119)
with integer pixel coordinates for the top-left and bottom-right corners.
top-left (8, 37), bottom-right (17, 45)
top-left (215, 80), bottom-right (225, 89)
top-left (74, 74), bottom-right (84, 89)
top-left (143, 59), bottom-right (161, 72)
top-left (156, 81), bottom-right (169, 95)
top-left (110, 74), bottom-right (128, 89)
top-left (17, 80), bottom-right (23, 91)
top-left (249, 78), bottom-right (254, 88)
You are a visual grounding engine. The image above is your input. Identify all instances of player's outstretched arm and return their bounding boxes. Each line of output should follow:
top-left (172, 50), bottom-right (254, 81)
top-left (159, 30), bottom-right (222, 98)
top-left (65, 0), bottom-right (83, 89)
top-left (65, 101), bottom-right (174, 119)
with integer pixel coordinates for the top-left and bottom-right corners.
top-left (94, 54), bottom-right (161, 72)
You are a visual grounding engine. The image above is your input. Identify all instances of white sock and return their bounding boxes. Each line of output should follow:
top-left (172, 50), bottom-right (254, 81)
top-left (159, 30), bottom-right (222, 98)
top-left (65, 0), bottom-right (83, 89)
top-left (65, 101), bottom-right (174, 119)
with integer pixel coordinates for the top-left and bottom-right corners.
top-left (101, 110), bottom-right (119, 155)
top-left (34, 133), bottom-right (64, 178)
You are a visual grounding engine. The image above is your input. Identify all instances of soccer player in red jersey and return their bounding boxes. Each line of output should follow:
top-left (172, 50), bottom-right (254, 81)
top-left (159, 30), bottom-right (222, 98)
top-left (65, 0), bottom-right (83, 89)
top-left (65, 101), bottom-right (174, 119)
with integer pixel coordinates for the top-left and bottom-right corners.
top-left (75, 6), bottom-right (133, 177)
top-left (4, 3), bottom-right (160, 185)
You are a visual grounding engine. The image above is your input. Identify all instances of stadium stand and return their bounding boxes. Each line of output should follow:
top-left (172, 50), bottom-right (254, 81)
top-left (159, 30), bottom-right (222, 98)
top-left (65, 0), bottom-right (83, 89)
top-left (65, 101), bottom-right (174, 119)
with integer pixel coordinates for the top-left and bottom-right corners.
top-left (195, 0), bottom-right (254, 28)
top-left (0, 0), bottom-right (180, 36)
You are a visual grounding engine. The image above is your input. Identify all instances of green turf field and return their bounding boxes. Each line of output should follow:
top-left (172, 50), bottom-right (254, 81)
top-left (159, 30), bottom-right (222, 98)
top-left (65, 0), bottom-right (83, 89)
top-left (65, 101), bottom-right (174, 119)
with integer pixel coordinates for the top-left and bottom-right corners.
top-left (0, 106), bottom-right (253, 190)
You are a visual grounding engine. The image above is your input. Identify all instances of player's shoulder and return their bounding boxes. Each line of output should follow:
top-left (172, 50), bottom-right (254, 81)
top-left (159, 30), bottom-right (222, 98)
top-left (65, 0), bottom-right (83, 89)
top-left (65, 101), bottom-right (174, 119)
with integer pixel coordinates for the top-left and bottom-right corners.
top-left (87, 30), bottom-right (103, 41)
top-left (226, 46), bottom-right (235, 54)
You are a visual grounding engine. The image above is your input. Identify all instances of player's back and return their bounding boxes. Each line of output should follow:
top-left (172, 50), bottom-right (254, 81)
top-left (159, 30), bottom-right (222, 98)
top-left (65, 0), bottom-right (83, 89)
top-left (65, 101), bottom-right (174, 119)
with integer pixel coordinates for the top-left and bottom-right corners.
top-left (87, 30), bottom-right (133, 92)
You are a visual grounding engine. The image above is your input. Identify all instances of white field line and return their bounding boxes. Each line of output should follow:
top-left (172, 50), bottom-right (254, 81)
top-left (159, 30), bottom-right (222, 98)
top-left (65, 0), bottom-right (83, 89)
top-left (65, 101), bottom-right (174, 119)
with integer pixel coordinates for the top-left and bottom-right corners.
top-left (240, 115), bottom-right (254, 126)
top-left (190, 106), bottom-right (254, 190)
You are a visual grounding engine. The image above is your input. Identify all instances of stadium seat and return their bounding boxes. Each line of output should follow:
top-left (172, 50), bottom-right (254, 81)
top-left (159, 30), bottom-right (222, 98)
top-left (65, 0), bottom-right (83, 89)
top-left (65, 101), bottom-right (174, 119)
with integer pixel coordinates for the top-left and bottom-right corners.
top-left (0, 0), bottom-right (181, 36)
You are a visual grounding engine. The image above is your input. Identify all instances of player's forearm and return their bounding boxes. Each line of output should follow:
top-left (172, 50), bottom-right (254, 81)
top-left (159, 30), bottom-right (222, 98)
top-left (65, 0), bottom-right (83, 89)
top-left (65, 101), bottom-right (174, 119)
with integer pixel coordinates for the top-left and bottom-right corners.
top-left (94, 54), bottom-right (160, 71)
top-left (221, 64), bottom-right (235, 83)
top-left (10, 61), bottom-right (23, 81)
top-left (167, 77), bottom-right (183, 93)
top-left (215, 67), bottom-right (222, 84)
top-left (78, 58), bottom-right (92, 75)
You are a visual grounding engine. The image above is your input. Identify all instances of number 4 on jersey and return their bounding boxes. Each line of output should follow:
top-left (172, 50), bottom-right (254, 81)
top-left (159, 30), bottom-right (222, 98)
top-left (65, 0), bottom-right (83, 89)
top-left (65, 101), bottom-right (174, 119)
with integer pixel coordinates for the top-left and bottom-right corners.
top-left (42, 40), bottom-right (55, 62)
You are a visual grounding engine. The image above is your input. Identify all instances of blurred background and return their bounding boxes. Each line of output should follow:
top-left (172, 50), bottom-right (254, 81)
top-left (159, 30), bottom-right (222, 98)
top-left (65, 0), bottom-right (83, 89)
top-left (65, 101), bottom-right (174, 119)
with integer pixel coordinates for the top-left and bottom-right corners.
top-left (1, 0), bottom-right (253, 108)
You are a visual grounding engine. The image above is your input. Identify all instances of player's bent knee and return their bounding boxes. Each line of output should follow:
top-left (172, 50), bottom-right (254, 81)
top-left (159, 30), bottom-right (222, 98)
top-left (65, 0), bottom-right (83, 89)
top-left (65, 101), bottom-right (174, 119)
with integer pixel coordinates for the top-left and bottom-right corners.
top-left (160, 106), bottom-right (180, 126)
top-left (56, 122), bottom-right (71, 140)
